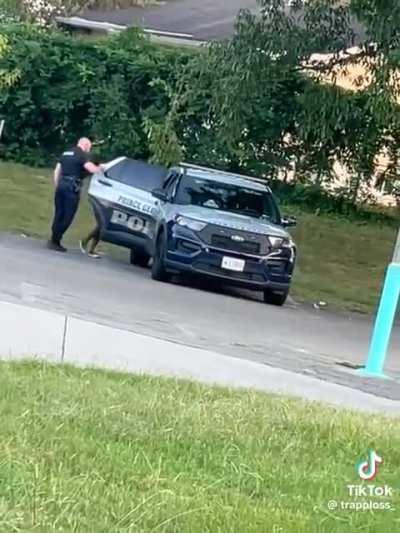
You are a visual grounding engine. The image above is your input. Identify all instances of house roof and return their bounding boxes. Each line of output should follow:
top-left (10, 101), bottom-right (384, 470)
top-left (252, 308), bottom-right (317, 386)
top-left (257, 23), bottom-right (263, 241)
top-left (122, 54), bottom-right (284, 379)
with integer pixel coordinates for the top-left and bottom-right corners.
top-left (83, 0), bottom-right (366, 45)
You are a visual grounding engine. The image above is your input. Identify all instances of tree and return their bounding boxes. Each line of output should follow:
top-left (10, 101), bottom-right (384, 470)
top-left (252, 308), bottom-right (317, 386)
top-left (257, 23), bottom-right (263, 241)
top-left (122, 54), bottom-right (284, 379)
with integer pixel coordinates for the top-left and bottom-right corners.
top-left (154, 0), bottom-right (400, 204)
top-left (0, 32), bottom-right (20, 87)
top-left (0, 23), bottom-right (187, 164)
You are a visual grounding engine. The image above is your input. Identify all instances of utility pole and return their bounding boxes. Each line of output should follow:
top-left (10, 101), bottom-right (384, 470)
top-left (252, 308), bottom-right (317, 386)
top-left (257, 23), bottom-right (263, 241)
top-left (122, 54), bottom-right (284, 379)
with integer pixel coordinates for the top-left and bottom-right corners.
top-left (393, 230), bottom-right (400, 264)
top-left (363, 228), bottom-right (400, 377)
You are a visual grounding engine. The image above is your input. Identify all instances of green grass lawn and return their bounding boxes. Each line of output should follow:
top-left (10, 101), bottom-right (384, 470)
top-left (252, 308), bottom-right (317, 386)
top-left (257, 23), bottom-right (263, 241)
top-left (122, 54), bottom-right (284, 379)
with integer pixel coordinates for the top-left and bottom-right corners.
top-left (0, 161), bottom-right (397, 312)
top-left (0, 361), bottom-right (399, 532)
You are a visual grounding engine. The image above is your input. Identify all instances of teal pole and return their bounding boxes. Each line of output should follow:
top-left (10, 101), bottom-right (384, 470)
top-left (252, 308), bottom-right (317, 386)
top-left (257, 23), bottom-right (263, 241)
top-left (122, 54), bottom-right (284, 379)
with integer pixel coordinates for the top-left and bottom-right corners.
top-left (363, 263), bottom-right (400, 377)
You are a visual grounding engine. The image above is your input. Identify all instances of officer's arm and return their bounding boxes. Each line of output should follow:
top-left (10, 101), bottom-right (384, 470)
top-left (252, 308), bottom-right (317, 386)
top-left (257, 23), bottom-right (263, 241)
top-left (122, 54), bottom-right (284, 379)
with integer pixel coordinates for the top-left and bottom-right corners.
top-left (54, 163), bottom-right (61, 186)
top-left (84, 161), bottom-right (103, 174)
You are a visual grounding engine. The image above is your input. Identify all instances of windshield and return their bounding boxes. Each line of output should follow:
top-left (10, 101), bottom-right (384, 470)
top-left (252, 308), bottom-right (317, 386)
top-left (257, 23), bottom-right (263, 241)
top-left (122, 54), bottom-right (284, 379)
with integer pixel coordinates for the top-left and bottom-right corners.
top-left (174, 175), bottom-right (281, 225)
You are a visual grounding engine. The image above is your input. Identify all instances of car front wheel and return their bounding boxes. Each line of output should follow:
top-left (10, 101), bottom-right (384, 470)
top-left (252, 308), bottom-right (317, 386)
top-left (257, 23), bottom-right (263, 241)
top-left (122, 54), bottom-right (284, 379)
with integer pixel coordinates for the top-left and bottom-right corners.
top-left (263, 289), bottom-right (289, 306)
top-left (151, 232), bottom-right (171, 282)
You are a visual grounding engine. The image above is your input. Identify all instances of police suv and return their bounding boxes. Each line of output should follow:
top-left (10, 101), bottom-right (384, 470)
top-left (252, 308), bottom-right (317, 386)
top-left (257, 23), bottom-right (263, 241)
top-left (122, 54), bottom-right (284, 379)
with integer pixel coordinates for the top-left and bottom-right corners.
top-left (88, 157), bottom-right (297, 305)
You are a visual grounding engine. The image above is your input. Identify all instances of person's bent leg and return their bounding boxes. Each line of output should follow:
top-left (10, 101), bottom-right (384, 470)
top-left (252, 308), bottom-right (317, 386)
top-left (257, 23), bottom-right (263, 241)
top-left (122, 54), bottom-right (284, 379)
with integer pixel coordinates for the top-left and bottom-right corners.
top-left (82, 225), bottom-right (98, 248)
top-left (80, 224), bottom-right (100, 254)
top-left (87, 226), bottom-right (101, 255)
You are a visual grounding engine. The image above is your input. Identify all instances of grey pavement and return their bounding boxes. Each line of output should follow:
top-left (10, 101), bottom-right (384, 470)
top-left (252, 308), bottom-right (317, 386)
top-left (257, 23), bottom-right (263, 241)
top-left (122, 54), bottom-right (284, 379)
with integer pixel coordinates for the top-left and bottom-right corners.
top-left (1, 300), bottom-right (399, 416)
top-left (0, 233), bottom-right (399, 401)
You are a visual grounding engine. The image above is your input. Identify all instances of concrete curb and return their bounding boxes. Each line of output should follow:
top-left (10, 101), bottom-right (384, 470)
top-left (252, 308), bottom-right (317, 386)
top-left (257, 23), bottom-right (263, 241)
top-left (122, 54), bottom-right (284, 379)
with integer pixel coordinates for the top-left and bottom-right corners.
top-left (1, 300), bottom-right (399, 415)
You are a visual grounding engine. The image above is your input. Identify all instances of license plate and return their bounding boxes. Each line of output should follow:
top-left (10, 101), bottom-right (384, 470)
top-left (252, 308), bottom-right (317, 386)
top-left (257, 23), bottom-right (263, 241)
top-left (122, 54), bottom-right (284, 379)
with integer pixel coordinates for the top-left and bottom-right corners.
top-left (221, 256), bottom-right (245, 272)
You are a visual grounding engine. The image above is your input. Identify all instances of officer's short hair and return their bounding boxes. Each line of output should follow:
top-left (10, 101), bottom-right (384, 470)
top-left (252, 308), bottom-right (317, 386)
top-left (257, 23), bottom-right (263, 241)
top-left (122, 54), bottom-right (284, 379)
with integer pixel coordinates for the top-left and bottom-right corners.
top-left (77, 138), bottom-right (92, 152)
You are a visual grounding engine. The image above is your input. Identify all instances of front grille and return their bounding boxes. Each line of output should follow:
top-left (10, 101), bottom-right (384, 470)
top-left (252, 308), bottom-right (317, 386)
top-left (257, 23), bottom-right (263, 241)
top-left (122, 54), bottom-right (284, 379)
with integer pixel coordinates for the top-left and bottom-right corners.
top-left (199, 224), bottom-right (269, 255)
top-left (211, 234), bottom-right (260, 255)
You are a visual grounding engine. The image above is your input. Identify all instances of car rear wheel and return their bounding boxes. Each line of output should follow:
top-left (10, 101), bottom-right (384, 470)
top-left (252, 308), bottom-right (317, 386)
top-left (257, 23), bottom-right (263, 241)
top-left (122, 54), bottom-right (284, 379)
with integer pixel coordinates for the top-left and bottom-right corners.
top-left (130, 249), bottom-right (150, 268)
top-left (263, 289), bottom-right (289, 306)
top-left (151, 232), bottom-right (171, 282)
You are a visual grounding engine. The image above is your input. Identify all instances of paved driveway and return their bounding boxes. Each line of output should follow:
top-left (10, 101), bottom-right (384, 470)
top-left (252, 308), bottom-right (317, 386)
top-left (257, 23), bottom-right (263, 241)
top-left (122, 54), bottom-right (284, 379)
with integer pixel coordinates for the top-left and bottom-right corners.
top-left (1, 233), bottom-right (399, 400)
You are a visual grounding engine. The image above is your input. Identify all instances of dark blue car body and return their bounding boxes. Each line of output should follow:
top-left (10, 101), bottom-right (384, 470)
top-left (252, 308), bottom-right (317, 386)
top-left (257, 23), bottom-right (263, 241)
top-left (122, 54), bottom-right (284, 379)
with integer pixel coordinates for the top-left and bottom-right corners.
top-left (89, 158), bottom-right (297, 305)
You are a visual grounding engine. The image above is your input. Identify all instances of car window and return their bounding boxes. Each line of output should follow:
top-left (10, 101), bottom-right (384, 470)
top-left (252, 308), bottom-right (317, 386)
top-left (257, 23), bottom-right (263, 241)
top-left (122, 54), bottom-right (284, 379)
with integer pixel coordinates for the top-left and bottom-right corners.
top-left (162, 172), bottom-right (175, 190)
top-left (106, 159), bottom-right (167, 192)
top-left (174, 174), bottom-right (281, 224)
top-left (163, 173), bottom-right (180, 197)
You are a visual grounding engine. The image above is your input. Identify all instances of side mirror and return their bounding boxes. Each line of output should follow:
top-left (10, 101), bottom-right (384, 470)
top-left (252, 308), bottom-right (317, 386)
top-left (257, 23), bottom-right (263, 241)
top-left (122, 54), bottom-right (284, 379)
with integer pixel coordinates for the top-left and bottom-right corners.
top-left (152, 188), bottom-right (169, 202)
top-left (281, 215), bottom-right (297, 228)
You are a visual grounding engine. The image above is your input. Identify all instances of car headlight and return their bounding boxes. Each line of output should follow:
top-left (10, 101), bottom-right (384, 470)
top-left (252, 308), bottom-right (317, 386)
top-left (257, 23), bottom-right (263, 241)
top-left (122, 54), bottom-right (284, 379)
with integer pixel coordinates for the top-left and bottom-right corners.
top-left (175, 216), bottom-right (207, 232)
top-left (269, 236), bottom-right (285, 249)
top-left (269, 236), bottom-right (295, 249)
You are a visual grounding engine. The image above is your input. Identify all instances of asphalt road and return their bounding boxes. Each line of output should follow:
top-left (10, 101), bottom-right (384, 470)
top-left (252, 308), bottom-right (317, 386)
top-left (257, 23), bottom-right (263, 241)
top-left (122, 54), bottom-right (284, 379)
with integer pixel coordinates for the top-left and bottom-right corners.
top-left (1, 233), bottom-right (399, 388)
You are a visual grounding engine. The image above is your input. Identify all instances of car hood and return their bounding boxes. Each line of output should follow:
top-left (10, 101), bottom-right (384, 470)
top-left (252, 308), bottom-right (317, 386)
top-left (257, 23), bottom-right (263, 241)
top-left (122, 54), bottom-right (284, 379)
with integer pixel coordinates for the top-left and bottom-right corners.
top-left (176, 206), bottom-right (288, 237)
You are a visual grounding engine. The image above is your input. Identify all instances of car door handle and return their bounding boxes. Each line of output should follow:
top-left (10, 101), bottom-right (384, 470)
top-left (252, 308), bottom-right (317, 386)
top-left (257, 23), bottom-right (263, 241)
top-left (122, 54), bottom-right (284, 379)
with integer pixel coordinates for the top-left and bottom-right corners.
top-left (98, 179), bottom-right (113, 187)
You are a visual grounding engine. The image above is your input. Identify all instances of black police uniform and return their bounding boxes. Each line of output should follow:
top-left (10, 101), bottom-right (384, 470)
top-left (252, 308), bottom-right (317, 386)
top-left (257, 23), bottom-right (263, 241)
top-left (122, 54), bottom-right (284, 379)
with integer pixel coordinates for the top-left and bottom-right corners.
top-left (50, 146), bottom-right (92, 246)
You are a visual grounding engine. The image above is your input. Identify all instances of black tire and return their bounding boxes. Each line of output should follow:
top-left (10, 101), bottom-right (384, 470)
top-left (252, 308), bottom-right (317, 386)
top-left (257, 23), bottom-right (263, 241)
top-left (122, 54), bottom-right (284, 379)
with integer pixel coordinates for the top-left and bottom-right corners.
top-left (130, 249), bottom-right (150, 268)
top-left (151, 231), bottom-right (171, 282)
top-left (263, 289), bottom-right (289, 306)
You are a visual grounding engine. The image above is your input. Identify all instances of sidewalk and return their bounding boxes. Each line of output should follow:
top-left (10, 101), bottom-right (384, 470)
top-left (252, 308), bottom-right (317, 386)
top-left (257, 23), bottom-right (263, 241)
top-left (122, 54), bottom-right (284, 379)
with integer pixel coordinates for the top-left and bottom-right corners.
top-left (1, 300), bottom-right (399, 415)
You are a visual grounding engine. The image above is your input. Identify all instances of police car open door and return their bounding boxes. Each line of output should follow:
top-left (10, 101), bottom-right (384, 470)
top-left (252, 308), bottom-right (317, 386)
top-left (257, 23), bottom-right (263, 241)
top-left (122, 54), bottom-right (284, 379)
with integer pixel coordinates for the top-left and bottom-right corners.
top-left (88, 157), bottom-right (168, 249)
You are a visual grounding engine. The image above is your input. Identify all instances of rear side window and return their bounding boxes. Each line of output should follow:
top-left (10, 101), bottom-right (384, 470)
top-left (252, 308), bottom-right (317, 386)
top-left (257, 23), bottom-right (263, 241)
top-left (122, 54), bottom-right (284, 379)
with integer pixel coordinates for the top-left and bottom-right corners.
top-left (163, 172), bottom-right (180, 197)
top-left (106, 159), bottom-right (168, 192)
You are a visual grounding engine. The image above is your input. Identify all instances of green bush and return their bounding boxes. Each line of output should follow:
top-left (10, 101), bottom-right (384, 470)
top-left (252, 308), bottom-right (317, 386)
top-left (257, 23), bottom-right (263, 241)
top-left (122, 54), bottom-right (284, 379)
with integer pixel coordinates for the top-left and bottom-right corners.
top-left (270, 180), bottom-right (398, 226)
top-left (0, 23), bottom-right (189, 165)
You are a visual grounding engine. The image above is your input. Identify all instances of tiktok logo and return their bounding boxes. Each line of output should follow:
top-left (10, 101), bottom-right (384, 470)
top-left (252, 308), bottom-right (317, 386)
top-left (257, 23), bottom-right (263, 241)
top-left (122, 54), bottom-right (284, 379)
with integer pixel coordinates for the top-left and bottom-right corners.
top-left (357, 450), bottom-right (383, 481)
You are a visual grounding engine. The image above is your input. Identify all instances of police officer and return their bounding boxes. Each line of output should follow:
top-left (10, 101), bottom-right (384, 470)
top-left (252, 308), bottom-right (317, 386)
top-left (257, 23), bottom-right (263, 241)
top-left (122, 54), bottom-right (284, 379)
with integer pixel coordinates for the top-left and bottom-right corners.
top-left (48, 138), bottom-right (103, 252)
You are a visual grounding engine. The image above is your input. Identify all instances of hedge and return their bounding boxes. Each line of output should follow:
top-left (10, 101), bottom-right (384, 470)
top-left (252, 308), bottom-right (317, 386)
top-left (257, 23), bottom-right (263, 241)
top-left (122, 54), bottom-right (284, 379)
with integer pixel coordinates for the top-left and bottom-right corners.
top-left (0, 23), bottom-right (189, 165)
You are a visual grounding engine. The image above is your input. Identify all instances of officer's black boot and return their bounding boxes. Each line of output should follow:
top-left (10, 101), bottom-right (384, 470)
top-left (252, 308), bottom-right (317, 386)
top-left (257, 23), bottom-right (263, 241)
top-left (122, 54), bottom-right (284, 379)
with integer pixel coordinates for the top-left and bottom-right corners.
top-left (47, 239), bottom-right (67, 253)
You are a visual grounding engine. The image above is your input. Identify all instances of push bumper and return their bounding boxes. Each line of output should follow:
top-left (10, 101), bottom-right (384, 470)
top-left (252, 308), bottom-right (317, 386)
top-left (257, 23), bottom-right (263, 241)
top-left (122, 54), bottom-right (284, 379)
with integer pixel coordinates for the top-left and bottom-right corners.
top-left (164, 226), bottom-right (294, 292)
